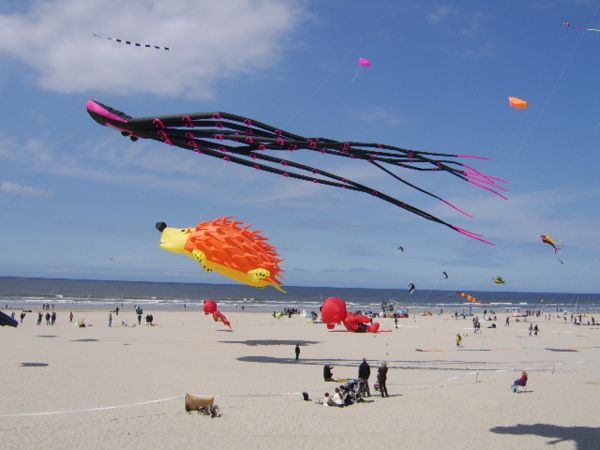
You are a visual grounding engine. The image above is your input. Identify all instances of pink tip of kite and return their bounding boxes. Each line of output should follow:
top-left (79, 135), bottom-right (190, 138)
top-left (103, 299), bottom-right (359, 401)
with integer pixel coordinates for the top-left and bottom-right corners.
top-left (457, 154), bottom-right (489, 160)
top-left (467, 180), bottom-right (509, 200)
top-left (508, 96), bottom-right (529, 109)
top-left (441, 199), bottom-right (474, 219)
top-left (358, 57), bottom-right (372, 67)
top-left (454, 226), bottom-right (495, 246)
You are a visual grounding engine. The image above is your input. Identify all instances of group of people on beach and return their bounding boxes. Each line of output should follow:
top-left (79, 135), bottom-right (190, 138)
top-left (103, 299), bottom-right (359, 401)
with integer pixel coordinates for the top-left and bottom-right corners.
top-left (37, 311), bottom-right (56, 325)
top-left (318, 358), bottom-right (389, 407)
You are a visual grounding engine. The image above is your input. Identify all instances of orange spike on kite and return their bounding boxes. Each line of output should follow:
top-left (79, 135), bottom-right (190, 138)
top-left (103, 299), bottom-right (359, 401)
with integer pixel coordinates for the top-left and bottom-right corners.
top-left (508, 97), bottom-right (528, 109)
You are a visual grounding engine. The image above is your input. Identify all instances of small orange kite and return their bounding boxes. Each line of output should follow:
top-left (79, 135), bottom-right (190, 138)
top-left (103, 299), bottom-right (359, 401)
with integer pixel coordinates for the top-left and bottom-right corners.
top-left (508, 97), bottom-right (528, 109)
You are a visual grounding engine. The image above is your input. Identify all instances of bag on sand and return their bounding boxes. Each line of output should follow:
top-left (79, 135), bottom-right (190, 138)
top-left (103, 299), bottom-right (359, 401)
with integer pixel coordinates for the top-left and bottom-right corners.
top-left (185, 393), bottom-right (215, 412)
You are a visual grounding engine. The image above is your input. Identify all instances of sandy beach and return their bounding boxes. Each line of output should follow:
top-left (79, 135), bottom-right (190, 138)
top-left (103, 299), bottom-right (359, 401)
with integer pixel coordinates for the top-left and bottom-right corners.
top-left (1, 308), bottom-right (599, 450)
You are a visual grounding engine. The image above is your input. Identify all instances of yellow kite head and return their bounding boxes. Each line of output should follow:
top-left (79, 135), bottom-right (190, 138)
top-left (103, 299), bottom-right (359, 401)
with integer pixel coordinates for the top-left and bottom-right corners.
top-left (155, 222), bottom-right (192, 256)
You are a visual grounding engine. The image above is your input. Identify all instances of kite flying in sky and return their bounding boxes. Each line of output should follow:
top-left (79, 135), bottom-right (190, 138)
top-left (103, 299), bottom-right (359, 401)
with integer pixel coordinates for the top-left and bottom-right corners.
top-left (358, 57), bottom-right (372, 67)
top-left (492, 276), bottom-right (505, 285)
top-left (203, 300), bottom-right (231, 329)
top-left (541, 234), bottom-right (564, 264)
top-left (92, 33), bottom-right (171, 50)
top-left (562, 20), bottom-right (600, 33)
top-left (456, 291), bottom-right (482, 304)
top-left (408, 283), bottom-right (416, 295)
top-left (155, 218), bottom-right (285, 292)
top-left (88, 100), bottom-right (506, 244)
top-left (443, 271), bottom-right (448, 279)
top-left (508, 97), bottom-right (528, 109)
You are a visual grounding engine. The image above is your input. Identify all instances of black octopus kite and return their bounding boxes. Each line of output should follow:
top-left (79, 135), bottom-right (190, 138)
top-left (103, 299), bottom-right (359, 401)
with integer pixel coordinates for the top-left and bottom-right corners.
top-left (86, 100), bottom-right (507, 244)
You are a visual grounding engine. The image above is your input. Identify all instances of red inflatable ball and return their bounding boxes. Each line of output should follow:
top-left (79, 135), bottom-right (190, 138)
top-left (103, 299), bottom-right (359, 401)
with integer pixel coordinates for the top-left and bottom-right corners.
top-left (321, 297), bottom-right (347, 324)
top-left (203, 299), bottom-right (217, 315)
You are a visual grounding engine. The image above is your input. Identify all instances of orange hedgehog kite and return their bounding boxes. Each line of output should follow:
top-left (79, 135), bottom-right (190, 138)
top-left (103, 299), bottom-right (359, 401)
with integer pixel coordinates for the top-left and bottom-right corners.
top-left (155, 218), bottom-right (285, 292)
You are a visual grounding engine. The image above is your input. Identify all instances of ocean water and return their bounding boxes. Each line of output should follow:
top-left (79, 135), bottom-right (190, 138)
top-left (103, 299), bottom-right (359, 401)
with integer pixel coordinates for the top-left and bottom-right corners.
top-left (0, 277), bottom-right (598, 313)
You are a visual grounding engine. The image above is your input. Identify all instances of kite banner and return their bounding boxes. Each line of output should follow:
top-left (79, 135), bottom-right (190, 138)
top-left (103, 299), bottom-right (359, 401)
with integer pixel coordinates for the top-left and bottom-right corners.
top-left (88, 100), bottom-right (507, 245)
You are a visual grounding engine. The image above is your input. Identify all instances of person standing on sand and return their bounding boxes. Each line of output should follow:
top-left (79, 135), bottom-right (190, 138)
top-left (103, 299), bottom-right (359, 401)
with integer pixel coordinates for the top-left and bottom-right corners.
top-left (358, 358), bottom-right (371, 397)
top-left (456, 333), bottom-right (462, 347)
top-left (69, 311), bottom-right (73, 322)
top-left (109, 313), bottom-right (113, 327)
top-left (295, 344), bottom-right (301, 361)
top-left (377, 362), bottom-right (389, 398)
top-left (505, 316), bottom-right (510, 327)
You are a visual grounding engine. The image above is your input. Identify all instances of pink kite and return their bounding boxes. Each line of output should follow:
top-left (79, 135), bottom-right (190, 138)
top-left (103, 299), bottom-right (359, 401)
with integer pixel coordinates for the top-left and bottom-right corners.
top-left (321, 297), bottom-right (382, 333)
top-left (358, 57), bottom-right (372, 67)
top-left (203, 299), bottom-right (231, 329)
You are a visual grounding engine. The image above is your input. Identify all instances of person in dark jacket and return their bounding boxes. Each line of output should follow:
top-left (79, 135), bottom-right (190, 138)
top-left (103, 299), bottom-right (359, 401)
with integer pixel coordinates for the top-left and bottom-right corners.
top-left (323, 364), bottom-right (334, 381)
top-left (358, 358), bottom-right (371, 397)
top-left (295, 344), bottom-right (301, 361)
top-left (377, 362), bottom-right (389, 397)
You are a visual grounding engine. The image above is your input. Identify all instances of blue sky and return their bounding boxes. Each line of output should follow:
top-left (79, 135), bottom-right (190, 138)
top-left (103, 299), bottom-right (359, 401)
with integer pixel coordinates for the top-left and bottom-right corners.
top-left (0, 0), bottom-right (599, 292)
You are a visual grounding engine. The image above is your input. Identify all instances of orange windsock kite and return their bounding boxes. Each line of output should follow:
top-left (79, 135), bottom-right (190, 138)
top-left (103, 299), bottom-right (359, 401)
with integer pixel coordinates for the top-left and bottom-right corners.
top-left (508, 97), bottom-right (528, 109)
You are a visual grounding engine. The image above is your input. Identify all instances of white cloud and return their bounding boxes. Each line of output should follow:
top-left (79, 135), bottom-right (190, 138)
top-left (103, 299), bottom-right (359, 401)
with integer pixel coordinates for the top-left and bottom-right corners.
top-left (460, 12), bottom-right (487, 38)
top-left (0, 0), bottom-right (307, 97)
top-left (427, 6), bottom-right (455, 24)
top-left (0, 180), bottom-right (49, 196)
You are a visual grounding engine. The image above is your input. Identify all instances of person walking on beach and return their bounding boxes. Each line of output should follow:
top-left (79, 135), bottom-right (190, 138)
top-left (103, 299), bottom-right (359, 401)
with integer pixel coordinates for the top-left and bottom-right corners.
top-left (51, 311), bottom-right (56, 325)
top-left (456, 333), bottom-right (462, 347)
top-left (45, 311), bottom-right (51, 325)
top-left (528, 323), bottom-right (533, 336)
top-left (533, 324), bottom-right (539, 336)
top-left (358, 358), bottom-right (371, 397)
top-left (20, 312), bottom-right (25, 323)
top-left (69, 311), bottom-right (73, 323)
top-left (109, 313), bottom-right (113, 327)
top-left (505, 316), bottom-right (510, 327)
top-left (37, 312), bottom-right (42, 326)
top-left (377, 362), bottom-right (389, 398)
top-left (295, 344), bottom-right (301, 361)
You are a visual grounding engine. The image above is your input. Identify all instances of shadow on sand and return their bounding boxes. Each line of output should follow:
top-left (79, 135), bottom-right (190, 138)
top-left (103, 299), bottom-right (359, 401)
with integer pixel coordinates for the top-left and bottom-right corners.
top-left (20, 362), bottom-right (49, 367)
top-left (221, 339), bottom-right (320, 346)
top-left (490, 424), bottom-right (600, 450)
top-left (237, 356), bottom-right (517, 372)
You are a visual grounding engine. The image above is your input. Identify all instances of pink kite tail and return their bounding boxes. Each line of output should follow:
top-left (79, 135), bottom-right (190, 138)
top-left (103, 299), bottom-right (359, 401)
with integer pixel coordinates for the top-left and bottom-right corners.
top-left (457, 154), bottom-right (490, 160)
top-left (454, 226), bottom-right (495, 246)
top-left (441, 199), bottom-right (475, 219)
top-left (467, 180), bottom-right (509, 200)
top-left (461, 164), bottom-right (508, 184)
top-left (464, 172), bottom-right (509, 192)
